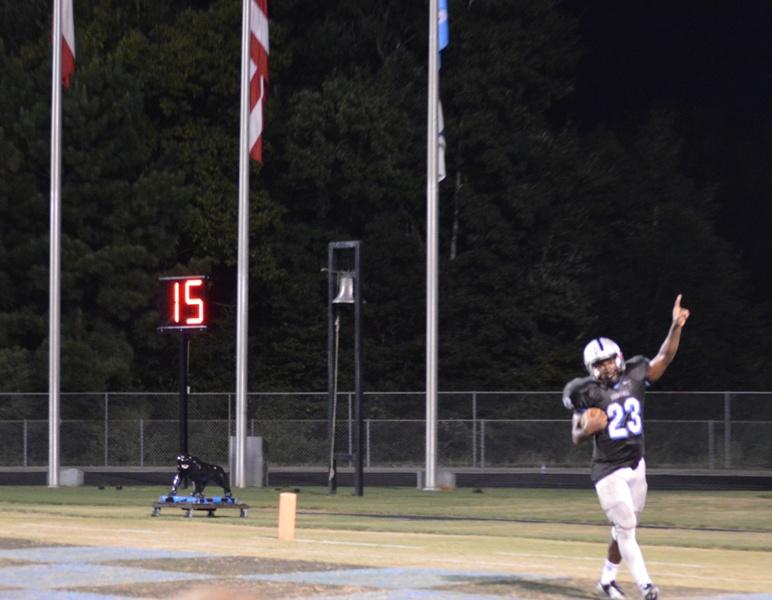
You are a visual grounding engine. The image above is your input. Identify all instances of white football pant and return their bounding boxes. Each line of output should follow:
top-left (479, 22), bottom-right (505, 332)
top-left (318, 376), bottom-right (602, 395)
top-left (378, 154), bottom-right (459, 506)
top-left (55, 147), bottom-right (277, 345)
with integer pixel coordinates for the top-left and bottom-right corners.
top-left (594, 458), bottom-right (653, 587)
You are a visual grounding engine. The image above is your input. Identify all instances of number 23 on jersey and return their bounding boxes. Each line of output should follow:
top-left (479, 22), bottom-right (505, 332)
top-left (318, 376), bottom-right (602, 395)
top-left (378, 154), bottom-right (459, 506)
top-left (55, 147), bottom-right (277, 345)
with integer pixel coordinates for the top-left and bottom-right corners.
top-left (606, 397), bottom-right (643, 439)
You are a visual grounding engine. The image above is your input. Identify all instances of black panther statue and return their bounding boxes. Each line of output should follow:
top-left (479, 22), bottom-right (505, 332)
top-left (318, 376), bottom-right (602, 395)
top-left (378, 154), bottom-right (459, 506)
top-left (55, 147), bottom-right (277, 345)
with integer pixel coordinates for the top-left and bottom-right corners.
top-left (168, 454), bottom-right (232, 499)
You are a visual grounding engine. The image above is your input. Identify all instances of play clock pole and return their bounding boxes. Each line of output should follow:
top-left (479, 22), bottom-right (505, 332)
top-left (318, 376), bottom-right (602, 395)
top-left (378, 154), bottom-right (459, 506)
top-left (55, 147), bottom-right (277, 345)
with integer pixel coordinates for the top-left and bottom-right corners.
top-left (157, 275), bottom-right (209, 460)
top-left (178, 333), bottom-right (189, 456)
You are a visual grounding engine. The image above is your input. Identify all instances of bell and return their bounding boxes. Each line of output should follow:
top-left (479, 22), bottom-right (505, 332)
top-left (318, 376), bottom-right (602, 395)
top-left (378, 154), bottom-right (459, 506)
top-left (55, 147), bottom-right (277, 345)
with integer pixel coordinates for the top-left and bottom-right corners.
top-left (332, 271), bottom-right (355, 304)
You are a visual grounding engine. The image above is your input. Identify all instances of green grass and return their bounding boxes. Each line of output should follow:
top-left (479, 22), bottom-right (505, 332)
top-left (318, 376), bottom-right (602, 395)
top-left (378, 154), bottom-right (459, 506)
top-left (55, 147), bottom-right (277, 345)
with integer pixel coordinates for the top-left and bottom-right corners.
top-left (2, 485), bottom-right (769, 532)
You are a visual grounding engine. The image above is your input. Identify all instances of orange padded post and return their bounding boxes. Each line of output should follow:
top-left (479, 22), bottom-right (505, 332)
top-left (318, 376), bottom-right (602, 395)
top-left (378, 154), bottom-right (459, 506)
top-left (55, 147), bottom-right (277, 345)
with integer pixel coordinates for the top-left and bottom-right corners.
top-left (277, 492), bottom-right (297, 541)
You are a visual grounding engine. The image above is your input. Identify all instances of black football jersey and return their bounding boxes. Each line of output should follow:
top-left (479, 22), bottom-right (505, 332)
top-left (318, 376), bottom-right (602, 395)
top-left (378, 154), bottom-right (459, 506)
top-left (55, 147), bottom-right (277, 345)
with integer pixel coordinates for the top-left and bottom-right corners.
top-left (562, 356), bottom-right (650, 482)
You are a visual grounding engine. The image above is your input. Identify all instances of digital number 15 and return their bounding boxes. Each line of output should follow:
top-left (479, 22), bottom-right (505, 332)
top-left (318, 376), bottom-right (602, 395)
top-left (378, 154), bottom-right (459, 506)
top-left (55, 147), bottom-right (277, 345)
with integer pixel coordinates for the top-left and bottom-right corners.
top-left (172, 278), bottom-right (205, 325)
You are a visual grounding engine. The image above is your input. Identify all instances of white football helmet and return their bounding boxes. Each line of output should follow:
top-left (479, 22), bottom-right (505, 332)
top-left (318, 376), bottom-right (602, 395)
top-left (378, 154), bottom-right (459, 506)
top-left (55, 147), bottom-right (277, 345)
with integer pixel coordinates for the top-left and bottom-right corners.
top-left (583, 337), bottom-right (625, 382)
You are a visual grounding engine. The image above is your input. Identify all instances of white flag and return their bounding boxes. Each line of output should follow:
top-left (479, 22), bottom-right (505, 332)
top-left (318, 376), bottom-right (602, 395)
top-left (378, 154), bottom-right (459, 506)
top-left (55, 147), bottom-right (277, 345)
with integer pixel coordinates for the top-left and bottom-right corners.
top-left (438, 101), bottom-right (446, 182)
top-left (437, 0), bottom-right (448, 182)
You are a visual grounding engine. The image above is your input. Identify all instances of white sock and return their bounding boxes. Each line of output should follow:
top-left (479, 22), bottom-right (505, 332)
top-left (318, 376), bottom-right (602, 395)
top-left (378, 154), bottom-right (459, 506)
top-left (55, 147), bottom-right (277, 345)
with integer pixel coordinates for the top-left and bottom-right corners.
top-left (600, 559), bottom-right (619, 585)
top-left (616, 527), bottom-right (651, 587)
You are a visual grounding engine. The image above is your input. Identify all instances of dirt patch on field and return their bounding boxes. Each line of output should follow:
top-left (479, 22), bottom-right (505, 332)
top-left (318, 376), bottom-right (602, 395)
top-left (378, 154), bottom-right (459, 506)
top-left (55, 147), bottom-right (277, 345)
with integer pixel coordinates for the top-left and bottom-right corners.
top-left (105, 555), bottom-right (364, 576)
top-left (0, 558), bottom-right (33, 568)
top-left (438, 576), bottom-right (731, 599)
top-left (69, 578), bottom-right (370, 599)
top-left (0, 537), bottom-right (73, 549)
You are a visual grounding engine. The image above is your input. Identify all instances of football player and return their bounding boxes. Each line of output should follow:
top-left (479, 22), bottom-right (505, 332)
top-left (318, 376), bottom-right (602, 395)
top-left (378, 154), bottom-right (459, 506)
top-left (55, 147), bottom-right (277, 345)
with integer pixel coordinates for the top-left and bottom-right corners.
top-left (562, 294), bottom-right (690, 600)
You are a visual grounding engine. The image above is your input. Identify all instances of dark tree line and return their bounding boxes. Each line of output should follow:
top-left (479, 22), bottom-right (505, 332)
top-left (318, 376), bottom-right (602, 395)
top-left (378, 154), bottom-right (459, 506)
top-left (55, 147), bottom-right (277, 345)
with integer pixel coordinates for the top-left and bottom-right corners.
top-left (0, 0), bottom-right (768, 393)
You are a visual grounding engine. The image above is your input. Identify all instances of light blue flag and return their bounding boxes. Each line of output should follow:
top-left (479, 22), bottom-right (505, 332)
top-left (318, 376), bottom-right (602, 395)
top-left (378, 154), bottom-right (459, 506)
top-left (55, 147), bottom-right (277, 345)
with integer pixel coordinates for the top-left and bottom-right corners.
top-left (438, 0), bottom-right (449, 51)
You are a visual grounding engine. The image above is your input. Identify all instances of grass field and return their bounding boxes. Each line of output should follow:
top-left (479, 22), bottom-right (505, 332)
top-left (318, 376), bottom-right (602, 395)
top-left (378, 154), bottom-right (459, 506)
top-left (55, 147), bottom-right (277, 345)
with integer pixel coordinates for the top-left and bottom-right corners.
top-left (0, 485), bottom-right (769, 598)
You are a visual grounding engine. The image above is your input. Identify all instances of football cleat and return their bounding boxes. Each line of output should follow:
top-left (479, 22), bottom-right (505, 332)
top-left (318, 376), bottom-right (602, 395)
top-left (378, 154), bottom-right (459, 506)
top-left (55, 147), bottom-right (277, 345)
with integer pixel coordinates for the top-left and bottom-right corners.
top-left (596, 580), bottom-right (626, 599)
top-left (640, 583), bottom-right (659, 600)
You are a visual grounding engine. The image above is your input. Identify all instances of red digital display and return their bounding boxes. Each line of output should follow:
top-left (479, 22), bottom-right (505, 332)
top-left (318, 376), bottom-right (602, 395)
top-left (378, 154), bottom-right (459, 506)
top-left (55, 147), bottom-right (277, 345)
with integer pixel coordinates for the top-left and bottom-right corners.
top-left (158, 275), bottom-right (209, 333)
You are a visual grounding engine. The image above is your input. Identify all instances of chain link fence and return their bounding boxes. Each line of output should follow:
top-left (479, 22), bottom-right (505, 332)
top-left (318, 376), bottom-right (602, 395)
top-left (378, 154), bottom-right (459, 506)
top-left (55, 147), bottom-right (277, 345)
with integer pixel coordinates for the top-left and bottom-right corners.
top-left (0, 391), bottom-right (770, 470)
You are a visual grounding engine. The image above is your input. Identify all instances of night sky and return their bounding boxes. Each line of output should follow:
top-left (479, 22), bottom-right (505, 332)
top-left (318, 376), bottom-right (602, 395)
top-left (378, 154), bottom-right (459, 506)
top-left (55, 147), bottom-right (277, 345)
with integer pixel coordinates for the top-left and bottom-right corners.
top-left (567, 1), bottom-right (772, 310)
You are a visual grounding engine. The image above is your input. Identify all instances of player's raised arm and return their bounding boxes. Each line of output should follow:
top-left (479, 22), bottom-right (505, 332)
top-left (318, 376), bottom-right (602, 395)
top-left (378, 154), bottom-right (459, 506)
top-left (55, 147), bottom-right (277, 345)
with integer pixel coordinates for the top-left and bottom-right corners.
top-left (648, 294), bottom-right (690, 382)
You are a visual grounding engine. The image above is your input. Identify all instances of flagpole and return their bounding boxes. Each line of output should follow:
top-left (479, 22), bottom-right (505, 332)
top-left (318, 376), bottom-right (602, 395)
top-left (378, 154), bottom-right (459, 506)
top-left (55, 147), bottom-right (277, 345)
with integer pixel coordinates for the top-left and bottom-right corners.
top-left (425, 0), bottom-right (439, 491)
top-left (48, 0), bottom-right (63, 488)
top-left (234, 0), bottom-right (252, 489)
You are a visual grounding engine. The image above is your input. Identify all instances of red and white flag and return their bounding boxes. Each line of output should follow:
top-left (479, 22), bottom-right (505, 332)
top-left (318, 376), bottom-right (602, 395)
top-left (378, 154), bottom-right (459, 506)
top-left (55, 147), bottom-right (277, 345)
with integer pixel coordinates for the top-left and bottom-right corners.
top-left (61, 0), bottom-right (76, 88)
top-left (249, 0), bottom-right (269, 162)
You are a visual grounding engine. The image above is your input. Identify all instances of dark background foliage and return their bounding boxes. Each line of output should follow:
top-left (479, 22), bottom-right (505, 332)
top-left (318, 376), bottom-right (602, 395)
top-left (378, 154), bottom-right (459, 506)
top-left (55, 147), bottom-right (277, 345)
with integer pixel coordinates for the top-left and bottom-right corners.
top-left (0, 0), bottom-right (769, 393)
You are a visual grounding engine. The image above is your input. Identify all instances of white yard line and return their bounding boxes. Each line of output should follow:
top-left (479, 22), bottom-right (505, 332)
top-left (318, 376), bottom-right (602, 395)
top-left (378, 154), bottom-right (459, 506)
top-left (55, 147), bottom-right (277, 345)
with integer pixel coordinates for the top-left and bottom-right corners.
top-left (495, 551), bottom-right (705, 569)
top-left (493, 551), bottom-right (771, 586)
top-left (655, 571), bottom-right (772, 586)
top-left (294, 539), bottom-right (424, 549)
top-left (17, 523), bottom-right (161, 536)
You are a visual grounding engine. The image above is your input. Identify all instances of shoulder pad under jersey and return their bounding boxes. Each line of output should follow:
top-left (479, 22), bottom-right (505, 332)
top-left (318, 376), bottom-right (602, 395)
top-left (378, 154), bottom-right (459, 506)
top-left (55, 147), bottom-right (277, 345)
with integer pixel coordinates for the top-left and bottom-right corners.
top-left (624, 355), bottom-right (651, 383)
top-left (562, 376), bottom-right (596, 410)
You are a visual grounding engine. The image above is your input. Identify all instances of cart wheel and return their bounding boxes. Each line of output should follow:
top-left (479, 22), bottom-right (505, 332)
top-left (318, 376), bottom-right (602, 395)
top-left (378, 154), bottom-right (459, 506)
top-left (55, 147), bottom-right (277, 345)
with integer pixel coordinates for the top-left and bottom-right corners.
top-left (185, 509), bottom-right (193, 518)
top-left (207, 510), bottom-right (215, 518)
top-left (151, 507), bottom-right (160, 517)
top-left (240, 508), bottom-right (248, 518)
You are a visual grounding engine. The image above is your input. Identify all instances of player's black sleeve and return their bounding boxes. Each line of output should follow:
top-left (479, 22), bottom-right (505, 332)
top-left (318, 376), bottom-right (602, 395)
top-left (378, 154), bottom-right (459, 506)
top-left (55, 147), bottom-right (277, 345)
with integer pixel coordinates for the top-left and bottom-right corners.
top-left (562, 376), bottom-right (596, 411)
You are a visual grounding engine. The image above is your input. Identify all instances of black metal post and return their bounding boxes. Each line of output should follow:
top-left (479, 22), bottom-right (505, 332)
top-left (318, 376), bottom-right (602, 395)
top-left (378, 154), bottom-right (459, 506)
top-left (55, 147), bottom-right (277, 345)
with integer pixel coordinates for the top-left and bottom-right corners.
top-left (353, 244), bottom-right (364, 497)
top-left (179, 333), bottom-right (189, 457)
top-left (327, 245), bottom-right (337, 495)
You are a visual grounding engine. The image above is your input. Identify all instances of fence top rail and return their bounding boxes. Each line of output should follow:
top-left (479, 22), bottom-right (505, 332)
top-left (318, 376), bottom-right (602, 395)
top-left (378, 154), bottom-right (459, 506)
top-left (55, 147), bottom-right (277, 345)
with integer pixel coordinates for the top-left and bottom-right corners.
top-left (7, 418), bottom-right (769, 424)
top-left (1, 390), bottom-right (766, 396)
